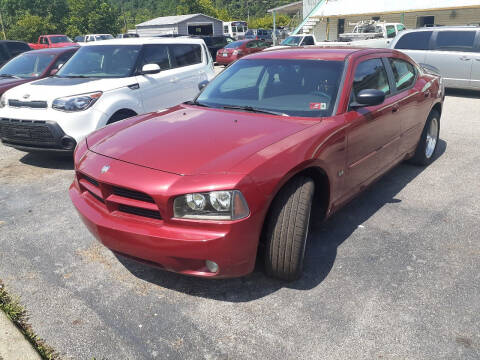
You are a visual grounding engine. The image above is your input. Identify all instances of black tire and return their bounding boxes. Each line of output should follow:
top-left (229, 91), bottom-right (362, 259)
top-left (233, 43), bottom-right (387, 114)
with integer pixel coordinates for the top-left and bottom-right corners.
top-left (409, 110), bottom-right (440, 166)
top-left (265, 176), bottom-right (315, 281)
top-left (107, 110), bottom-right (136, 125)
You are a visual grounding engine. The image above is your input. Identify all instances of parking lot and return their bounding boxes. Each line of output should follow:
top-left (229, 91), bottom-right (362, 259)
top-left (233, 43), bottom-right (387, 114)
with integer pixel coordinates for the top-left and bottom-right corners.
top-left (0, 89), bottom-right (479, 359)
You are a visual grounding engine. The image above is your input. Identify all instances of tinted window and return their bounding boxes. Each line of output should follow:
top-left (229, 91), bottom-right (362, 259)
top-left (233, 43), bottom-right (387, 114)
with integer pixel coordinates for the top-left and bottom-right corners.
top-left (0, 46), bottom-right (10, 63)
top-left (197, 59), bottom-right (344, 117)
top-left (302, 36), bottom-right (315, 45)
top-left (352, 58), bottom-right (390, 97)
top-left (171, 44), bottom-right (201, 67)
top-left (141, 44), bottom-right (171, 70)
top-left (395, 31), bottom-right (432, 50)
top-left (6, 42), bottom-right (30, 56)
top-left (246, 41), bottom-right (258, 48)
top-left (52, 51), bottom-right (75, 70)
top-left (389, 58), bottom-right (416, 91)
top-left (435, 31), bottom-right (476, 51)
top-left (225, 41), bottom-right (243, 49)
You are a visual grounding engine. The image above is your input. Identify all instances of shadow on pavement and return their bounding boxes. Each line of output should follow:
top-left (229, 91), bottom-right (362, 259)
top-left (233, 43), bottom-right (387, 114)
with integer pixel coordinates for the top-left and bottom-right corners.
top-left (20, 152), bottom-right (74, 170)
top-left (445, 88), bottom-right (480, 99)
top-left (116, 140), bottom-right (447, 302)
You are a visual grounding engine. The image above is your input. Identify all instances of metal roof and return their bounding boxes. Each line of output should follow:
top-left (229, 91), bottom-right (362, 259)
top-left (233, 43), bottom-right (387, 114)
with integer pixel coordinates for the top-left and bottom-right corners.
top-left (136, 13), bottom-right (219, 27)
top-left (268, 1), bottom-right (303, 14)
top-left (311, 0), bottom-right (480, 17)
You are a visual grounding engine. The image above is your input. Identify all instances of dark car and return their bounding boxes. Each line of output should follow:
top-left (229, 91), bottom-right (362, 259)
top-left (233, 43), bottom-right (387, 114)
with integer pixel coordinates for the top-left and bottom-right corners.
top-left (216, 39), bottom-right (270, 65)
top-left (0, 47), bottom-right (78, 97)
top-left (0, 40), bottom-right (31, 67)
top-left (245, 29), bottom-right (270, 41)
top-left (199, 35), bottom-right (235, 60)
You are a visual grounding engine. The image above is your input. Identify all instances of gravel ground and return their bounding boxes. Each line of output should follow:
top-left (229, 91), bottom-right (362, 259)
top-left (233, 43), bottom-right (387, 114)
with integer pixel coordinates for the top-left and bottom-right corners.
top-left (0, 90), bottom-right (479, 359)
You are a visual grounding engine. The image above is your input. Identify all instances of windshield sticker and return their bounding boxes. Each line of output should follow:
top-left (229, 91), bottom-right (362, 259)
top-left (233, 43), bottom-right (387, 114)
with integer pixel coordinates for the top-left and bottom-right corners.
top-left (310, 102), bottom-right (328, 110)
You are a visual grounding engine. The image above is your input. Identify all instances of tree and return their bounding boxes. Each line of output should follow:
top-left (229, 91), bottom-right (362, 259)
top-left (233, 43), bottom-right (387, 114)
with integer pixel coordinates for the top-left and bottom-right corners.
top-left (6, 12), bottom-right (56, 42)
top-left (65, 0), bottom-right (120, 37)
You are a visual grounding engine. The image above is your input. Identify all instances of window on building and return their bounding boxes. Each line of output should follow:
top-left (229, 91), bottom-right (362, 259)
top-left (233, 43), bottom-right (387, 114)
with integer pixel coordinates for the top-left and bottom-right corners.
top-left (417, 16), bottom-right (435, 27)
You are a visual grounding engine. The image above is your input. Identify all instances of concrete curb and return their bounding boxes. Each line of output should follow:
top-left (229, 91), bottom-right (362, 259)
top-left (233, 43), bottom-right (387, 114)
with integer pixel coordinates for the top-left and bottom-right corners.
top-left (0, 311), bottom-right (41, 360)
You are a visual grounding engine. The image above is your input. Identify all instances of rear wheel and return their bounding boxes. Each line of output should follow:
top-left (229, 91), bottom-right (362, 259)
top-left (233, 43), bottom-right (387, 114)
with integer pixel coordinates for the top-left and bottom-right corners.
top-left (264, 176), bottom-right (315, 281)
top-left (409, 110), bottom-right (440, 166)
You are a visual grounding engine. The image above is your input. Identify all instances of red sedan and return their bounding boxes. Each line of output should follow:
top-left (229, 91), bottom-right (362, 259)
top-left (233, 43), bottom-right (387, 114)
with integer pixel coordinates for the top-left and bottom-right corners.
top-left (70, 48), bottom-right (443, 281)
top-left (216, 39), bottom-right (269, 65)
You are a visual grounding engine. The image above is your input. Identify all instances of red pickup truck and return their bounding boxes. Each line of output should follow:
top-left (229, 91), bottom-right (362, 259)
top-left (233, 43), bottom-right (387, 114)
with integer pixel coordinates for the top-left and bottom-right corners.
top-left (29, 35), bottom-right (78, 49)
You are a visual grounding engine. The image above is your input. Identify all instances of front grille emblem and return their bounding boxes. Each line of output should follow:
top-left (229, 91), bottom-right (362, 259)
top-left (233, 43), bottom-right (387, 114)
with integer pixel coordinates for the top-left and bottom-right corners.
top-left (101, 165), bottom-right (110, 174)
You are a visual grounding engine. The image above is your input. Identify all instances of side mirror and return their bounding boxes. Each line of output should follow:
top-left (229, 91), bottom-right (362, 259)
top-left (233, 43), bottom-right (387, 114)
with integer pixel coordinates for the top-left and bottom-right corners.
top-left (198, 80), bottom-right (209, 91)
top-left (350, 89), bottom-right (385, 109)
top-left (141, 63), bottom-right (161, 75)
top-left (50, 68), bottom-right (59, 76)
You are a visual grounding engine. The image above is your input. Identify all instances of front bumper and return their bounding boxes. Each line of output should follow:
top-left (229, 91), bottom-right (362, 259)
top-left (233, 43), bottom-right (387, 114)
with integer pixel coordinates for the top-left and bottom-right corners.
top-left (0, 118), bottom-right (77, 152)
top-left (69, 152), bottom-right (262, 278)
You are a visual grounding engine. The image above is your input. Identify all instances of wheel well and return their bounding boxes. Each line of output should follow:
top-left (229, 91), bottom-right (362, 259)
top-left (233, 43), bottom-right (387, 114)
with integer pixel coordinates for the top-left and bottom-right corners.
top-left (258, 167), bottom-right (330, 247)
top-left (431, 103), bottom-right (442, 118)
top-left (107, 109), bottom-right (137, 124)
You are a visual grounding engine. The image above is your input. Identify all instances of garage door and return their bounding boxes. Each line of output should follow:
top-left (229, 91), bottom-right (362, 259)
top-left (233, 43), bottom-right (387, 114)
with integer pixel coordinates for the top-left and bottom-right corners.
top-left (188, 24), bottom-right (213, 36)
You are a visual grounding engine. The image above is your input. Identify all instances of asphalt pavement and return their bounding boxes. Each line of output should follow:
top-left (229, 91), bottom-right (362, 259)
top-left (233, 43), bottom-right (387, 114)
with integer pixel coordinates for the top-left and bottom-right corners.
top-left (0, 89), bottom-right (479, 359)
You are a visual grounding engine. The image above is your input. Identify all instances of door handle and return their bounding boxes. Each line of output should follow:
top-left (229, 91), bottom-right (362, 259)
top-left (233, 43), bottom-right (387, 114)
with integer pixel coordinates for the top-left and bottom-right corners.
top-left (475, 58), bottom-right (480, 62)
top-left (424, 90), bottom-right (431, 98)
top-left (459, 56), bottom-right (471, 61)
top-left (169, 77), bottom-right (179, 83)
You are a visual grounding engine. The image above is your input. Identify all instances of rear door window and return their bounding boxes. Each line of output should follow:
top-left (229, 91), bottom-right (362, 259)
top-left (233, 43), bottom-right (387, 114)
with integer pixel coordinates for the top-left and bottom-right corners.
top-left (170, 44), bottom-right (202, 67)
top-left (386, 25), bottom-right (396, 38)
top-left (394, 31), bottom-right (432, 50)
top-left (388, 58), bottom-right (416, 91)
top-left (434, 31), bottom-right (476, 52)
top-left (352, 58), bottom-right (390, 98)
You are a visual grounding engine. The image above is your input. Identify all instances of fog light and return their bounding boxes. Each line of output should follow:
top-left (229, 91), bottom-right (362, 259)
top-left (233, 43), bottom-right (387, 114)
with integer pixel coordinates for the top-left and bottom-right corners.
top-left (206, 260), bottom-right (219, 273)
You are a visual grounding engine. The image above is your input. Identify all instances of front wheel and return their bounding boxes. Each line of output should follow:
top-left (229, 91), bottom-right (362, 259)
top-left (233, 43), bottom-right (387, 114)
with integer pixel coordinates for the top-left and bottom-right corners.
top-left (264, 176), bottom-right (315, 281)
top-left (409, 110), bottom-right (440, 166)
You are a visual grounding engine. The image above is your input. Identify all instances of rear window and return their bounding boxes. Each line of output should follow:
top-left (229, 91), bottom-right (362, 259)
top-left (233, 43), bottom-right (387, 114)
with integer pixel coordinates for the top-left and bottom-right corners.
top-left (434, 31), bottom-right (476, 52)
top-left (225, 41), bottom-right (243, 49)
top-left (170, 44), bottom-right (202, 67)
top-left (395, 31), bottom-right (432, 50)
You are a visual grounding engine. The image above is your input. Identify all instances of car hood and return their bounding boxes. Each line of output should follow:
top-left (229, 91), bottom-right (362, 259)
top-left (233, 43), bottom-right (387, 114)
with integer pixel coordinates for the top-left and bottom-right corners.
top-left (3, 76), bottom-right (134, 102)
top-left (0, 77), bottom-right (30, 93)
top-left (87, 105), bottom-right (316, 175)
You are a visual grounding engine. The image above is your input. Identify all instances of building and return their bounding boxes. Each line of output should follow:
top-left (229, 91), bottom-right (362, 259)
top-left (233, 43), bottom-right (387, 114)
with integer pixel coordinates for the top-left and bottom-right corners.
top-left (292, 0), bottom-right (480, 40)
top-left (135, 14), bottom-right (224, 37)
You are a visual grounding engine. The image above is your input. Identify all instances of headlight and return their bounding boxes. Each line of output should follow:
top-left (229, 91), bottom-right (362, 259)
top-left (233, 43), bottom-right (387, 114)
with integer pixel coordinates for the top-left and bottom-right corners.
top-left (174, 190), bottom-right (249, 220)
top-left (0, 95), bottom-right (6, 108)
top-left (52, 91), bottom-right (102, 112)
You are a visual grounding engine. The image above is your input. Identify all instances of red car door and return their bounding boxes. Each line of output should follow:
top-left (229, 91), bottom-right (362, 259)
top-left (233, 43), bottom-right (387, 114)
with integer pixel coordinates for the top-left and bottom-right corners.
top-left (386, 56), bottom-right (433, 155)
top-left (344, 56), bottom-right (401, 194)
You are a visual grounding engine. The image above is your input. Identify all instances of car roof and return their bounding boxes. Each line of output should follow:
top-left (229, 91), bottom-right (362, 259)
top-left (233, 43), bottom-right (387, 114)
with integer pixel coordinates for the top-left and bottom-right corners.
top-left (399, 26), bottom-right (479, 34)
top-left (23, 47), bottom-right (78, 55)
top-left (247, 47), bottom-right (378, 61)
top-left (83, 37), bottom-right (207, 46)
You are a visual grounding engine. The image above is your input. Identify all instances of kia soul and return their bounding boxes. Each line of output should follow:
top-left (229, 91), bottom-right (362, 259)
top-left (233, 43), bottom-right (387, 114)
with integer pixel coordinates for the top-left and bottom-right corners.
top-left (0, 38), bottom-right (215, 153)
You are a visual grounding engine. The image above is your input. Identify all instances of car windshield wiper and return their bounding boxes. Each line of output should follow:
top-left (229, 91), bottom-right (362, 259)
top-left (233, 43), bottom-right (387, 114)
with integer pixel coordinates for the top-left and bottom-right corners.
top-left (60, 75), bottom-right (92, 78)
top-left (184, 100), bottom-right (209, 108)
top-left (222, 105), bottom-right (289, 117)
top-left (0, 74), bottom-right (20, 79)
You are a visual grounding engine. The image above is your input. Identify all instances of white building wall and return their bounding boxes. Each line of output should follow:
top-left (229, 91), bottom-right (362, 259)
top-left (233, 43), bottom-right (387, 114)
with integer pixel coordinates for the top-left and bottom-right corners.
top-left (312, 7), bottom-right (480, 41)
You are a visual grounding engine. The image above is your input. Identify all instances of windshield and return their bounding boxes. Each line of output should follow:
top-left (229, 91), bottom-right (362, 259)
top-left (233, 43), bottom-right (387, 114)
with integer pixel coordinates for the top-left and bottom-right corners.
top-left (197, 59), bottom-right (344, 118)
top-left (50, 36), bottom-right (73, 44)
top-left (95, 35), bottom-right (114, 41)
top-left (281, 36), bottom-right (302, 46)
top-left (57, 45), bottom-right (141, 78)
top-left (0, 53), bottom-right (55, 78)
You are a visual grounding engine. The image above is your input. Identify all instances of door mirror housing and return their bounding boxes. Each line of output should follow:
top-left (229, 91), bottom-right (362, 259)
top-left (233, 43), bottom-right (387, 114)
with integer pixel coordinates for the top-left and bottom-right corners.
top-left (141, 63), bottom-right (161, 75)
top-left (350, 89), bottom-right (386, 109)
top-left (50, 68), bottom-right (59, 76)
top-left (198, 80), bottom-right (209, 91)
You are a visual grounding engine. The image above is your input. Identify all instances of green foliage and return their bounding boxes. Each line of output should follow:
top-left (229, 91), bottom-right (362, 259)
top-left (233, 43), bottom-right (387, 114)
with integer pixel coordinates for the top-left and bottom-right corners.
top-left (0, 0), bottom-right (293, 41)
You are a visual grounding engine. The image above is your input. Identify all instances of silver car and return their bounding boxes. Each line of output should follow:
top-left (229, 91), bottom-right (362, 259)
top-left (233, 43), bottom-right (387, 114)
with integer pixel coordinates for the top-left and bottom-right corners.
top-left (390, 27), bottom-right (480, 90)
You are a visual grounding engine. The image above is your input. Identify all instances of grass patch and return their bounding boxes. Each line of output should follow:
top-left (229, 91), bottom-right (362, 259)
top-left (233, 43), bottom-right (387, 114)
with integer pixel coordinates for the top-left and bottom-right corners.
top-left (0, 280), bottom-right (58, 360)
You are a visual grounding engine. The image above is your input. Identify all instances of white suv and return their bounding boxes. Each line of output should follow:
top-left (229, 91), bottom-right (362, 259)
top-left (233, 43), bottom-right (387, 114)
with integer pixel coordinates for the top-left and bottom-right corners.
top-left (0, 37), bottom-right (215, 152)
